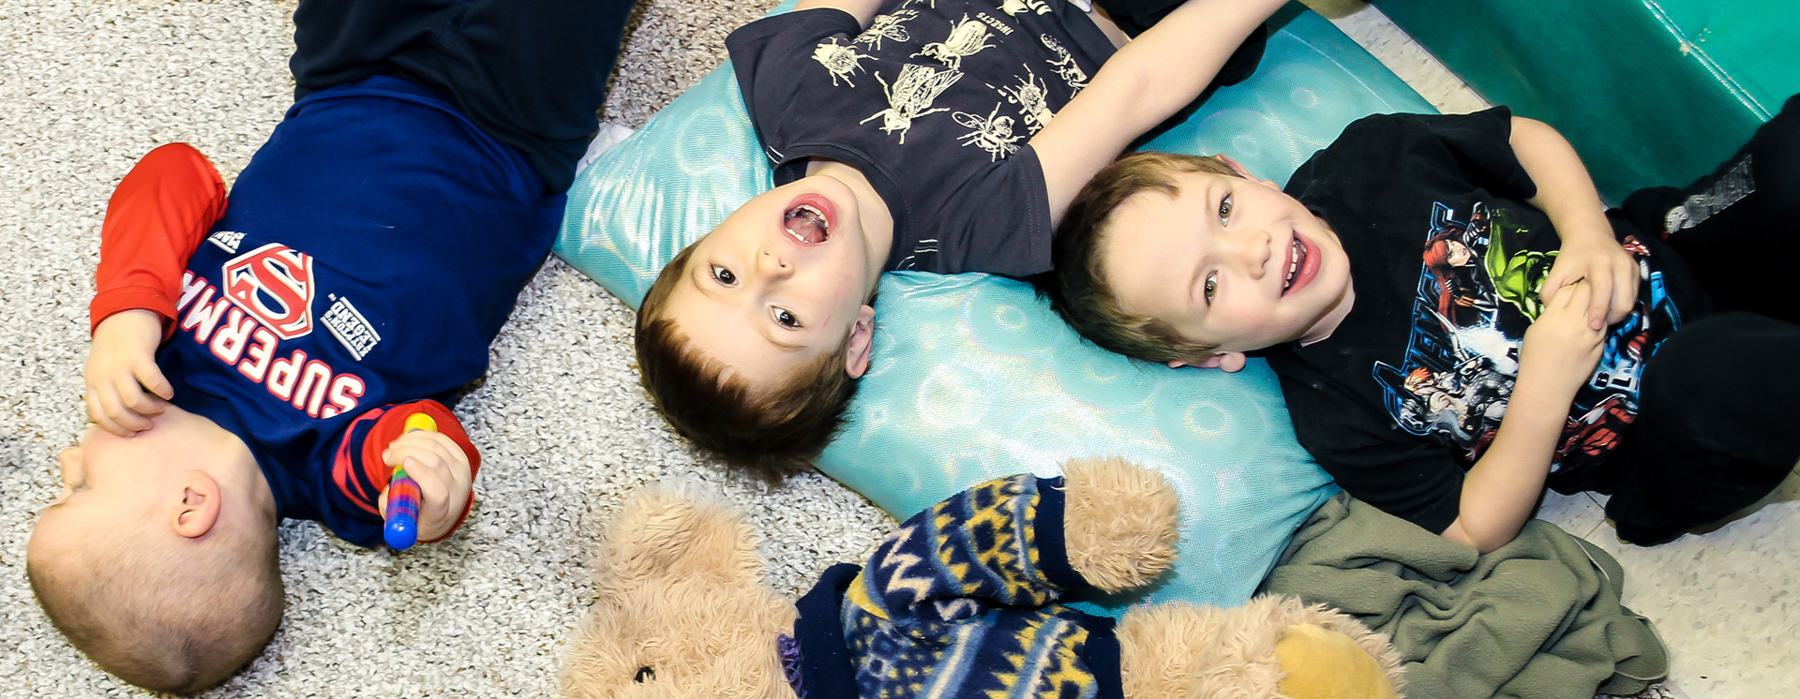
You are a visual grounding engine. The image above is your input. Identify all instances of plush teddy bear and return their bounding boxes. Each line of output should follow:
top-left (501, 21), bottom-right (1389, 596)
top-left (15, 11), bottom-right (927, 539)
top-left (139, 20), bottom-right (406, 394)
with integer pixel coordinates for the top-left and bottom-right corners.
top-left (561, 457), bottom-right (1406, 699)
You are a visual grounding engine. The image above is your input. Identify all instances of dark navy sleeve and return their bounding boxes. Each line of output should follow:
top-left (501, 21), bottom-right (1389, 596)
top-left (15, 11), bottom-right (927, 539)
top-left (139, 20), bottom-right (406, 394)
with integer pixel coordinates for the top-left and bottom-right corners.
top-left (933, 145), bottom-right (1056, 277)
top-left (850, 474), bottom-right (1086, 627)
top-left (726, 8), bottom-right (865, 170)
top-left (321, 410), bottom-right (390, 548)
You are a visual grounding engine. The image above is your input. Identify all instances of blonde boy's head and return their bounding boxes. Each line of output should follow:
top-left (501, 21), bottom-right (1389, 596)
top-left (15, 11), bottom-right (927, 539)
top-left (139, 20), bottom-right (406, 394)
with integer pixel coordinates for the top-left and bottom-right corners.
top-left (1046, 151), bottom-right (1355, 371)
top-left (27, 414), bottom-right (284, 695)
top-left (1045, 152), bottom-right (1242, 364)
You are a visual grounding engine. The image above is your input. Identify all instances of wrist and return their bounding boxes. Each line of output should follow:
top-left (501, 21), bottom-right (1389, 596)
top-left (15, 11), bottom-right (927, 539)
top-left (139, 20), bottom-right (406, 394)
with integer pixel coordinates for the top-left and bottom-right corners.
top-left (94, 308), bottom-right (166, 346)
top-left (1500, 374), bottom-right (1574, 431)
top-left (1549, 208), bottom-right (1614, 244)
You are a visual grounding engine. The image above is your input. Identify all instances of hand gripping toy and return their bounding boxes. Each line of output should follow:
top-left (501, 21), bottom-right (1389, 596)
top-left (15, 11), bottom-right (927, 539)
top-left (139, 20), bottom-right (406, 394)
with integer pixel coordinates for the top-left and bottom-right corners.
top-left (382, 412), bottom-right (436, 550)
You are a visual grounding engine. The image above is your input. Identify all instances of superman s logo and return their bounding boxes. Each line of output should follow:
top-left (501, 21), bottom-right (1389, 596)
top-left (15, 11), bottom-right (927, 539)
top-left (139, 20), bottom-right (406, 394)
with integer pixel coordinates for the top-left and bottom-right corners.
top-left (222, 243), bottom-right (316, 340)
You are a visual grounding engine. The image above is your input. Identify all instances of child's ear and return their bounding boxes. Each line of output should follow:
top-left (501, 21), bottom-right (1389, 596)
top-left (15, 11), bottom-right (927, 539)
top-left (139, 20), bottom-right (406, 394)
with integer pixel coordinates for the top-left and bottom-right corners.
top-left (172, 470), bottom-right (222, 538)
top-left (844, 304), bottom-right (877, 379)
top-left (1178, 351), bottom-right (1248, 373)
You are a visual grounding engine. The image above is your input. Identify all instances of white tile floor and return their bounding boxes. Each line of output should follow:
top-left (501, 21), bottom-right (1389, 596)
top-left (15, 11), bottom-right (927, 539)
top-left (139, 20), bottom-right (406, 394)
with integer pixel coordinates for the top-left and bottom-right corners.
top-left (1318, 4), bottom-right (1800, 697)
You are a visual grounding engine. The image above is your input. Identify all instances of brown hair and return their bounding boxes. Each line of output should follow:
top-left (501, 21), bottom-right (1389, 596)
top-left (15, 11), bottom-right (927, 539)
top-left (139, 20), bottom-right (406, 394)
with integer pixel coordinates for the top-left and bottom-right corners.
top-left (28, 515), bottom-right (284, 695)
top-left (1041, 151), bottom-right (1241, 365)
top-left (634, 244), bottom-right (859, 480)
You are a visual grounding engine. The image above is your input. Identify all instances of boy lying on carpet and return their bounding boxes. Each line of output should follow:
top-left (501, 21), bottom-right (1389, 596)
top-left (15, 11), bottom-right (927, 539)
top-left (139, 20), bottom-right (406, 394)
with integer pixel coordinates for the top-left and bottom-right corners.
top-left (24, 0), bottom-right (635, 692)
top-left (1042, 96), bottom-right (1800, 552)
top-left (633, 0), bottom-right (1282, 478)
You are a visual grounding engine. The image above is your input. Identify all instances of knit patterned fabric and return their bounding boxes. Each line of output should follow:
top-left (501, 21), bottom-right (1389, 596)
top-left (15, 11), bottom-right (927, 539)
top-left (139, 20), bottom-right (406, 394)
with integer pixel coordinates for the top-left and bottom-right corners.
top-left (841, 475), bottom-right (1121, 699)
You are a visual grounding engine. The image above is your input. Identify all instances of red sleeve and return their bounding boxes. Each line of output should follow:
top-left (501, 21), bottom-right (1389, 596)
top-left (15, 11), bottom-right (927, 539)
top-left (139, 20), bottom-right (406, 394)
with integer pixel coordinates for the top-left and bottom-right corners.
top-left (90, 143), bottom-right (228, 338)
top-left (342, 400), bottom-right (483, 544)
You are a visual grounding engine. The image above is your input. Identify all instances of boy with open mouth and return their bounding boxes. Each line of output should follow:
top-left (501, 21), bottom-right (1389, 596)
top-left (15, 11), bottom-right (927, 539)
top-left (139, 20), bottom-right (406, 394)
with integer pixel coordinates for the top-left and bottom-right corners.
top-left (635, 0), bottom-right (1287, 477)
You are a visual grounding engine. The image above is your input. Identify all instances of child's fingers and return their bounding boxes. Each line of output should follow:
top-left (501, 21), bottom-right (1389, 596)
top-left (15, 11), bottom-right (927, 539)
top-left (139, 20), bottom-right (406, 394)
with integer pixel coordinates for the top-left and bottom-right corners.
top-left (117, 374), bottom-right (167, 420)
top-left (382, 432), bottom-right (461, 473)
top-left (85, 389), bottom-right (134, 437)
top-left (1584, 273), bottom-right (1613, 330)
top-left (379, 430), bottom-right (472, 542)
top-left (134, 360), bottom-right (175, 400)
top-left (384, 443), bottom-right (446, 476)
top-left (1549, 279), bottom-right (1589, 313)
top-left (1607, 260), bottom-right (1639, 325)
top-left (1539, 266), bottom-right (1570, 304)
top-left (93, 382), bottom-right (152, 434)
top-left (400, 456), bottom-right (460, 540)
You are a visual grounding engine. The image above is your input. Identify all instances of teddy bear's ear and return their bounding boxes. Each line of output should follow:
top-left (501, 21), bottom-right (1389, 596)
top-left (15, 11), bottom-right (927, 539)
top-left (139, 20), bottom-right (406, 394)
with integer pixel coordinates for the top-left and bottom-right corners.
top-left (1118, 595), bottom-right (1405, 699)
top-left (1060, 457), bottom-right (1180, 592)
top-left (596, 480), bottom-right (764, 587)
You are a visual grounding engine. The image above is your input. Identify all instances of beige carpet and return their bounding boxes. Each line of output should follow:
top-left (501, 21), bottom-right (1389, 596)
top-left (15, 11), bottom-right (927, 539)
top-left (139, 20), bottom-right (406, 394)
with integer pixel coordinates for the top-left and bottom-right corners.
top-left (0, 1), bottom-right (888, 696)
top-left (4, 1), bottom-right (1796, 697)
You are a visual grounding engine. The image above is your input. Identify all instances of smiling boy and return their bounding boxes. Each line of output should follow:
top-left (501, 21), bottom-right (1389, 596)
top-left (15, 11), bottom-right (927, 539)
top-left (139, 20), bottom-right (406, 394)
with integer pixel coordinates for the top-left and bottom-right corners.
top-left (633, 0), bottom-right (1287, 477)
top-left (1045, 104), bottom-right (1800, 552)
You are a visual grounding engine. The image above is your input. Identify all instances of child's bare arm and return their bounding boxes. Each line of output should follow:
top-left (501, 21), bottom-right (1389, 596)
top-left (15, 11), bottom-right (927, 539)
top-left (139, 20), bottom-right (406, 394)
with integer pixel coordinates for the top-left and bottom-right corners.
top-left (1510, 116), bottom-right (1640, 329)
top-left (794, 0), bottom-right (885, 28)
top-left (1440, 282), bottom-right (1604, 553)
top-left (1031, 0), bottom-right (1287, 223)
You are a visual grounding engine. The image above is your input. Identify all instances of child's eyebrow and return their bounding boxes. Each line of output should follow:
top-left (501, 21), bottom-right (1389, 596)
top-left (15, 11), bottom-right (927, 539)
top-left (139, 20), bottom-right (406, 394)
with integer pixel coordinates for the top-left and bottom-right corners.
top-left (1185, 198), bottom-right (1212, 310)
top-left (690, 263), bottom-right (722, 301)
top-left (760, 331), bottom-right (805, 353)
top-left (1186, 260), bottom-right (1207, 310)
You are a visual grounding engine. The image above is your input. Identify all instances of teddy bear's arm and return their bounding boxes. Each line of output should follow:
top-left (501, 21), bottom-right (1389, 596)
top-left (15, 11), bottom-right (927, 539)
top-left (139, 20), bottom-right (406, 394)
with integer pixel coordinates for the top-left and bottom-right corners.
top-left (849, 474), bottom-right (1089, 625)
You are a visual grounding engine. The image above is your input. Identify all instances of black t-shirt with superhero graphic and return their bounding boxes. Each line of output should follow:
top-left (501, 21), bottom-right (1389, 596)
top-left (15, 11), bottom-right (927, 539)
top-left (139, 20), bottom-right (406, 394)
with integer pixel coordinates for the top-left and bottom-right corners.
top-left (726, 0), bottom-right (1116, 277)
top-left (1267, 107), bottom-right (1706, 533)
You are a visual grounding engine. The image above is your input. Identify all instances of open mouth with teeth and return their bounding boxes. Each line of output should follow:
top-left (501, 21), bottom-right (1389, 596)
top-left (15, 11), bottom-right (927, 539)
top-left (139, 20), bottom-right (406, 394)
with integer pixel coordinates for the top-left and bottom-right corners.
top-left (1281, 234), bottom-right (1316, 295)
top-left (783, 196), bottom-right (832, 245)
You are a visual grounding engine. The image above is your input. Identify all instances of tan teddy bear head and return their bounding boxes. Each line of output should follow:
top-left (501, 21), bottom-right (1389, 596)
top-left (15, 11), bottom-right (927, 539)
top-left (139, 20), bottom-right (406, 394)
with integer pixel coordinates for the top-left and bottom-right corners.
top-left (560, 481), bottom-right (797, 699)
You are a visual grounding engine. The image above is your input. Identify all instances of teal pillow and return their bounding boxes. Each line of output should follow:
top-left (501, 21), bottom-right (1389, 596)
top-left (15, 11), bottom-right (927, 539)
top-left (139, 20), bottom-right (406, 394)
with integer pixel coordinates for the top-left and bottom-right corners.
top-left (556, 5), bottom-right (1433, 613)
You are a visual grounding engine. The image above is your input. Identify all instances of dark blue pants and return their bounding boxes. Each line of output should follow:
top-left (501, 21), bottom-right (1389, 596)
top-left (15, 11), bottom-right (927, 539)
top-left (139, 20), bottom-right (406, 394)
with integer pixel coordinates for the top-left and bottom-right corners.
top-left (1600, 95), bottom-right (1800, 545)
top-left (290, 0), bottom-right (639, 193)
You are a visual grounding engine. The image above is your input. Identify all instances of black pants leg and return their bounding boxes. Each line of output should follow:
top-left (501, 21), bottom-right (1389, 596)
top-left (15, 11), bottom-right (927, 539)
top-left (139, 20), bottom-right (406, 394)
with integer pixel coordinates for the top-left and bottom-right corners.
top-left (1603, 312), bottom-right (1800, 546)
top-left (1090, 0), bottom-right (1268, 86)
top-left (1621, 94), bottom-right (1800, 323)
top-left (289, 0), bottom-right (639, 193)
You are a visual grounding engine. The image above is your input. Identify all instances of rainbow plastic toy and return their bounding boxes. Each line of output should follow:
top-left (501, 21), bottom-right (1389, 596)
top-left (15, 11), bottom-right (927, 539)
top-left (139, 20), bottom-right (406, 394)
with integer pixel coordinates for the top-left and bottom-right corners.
top-left (383, 412), bottom-right (437, 550)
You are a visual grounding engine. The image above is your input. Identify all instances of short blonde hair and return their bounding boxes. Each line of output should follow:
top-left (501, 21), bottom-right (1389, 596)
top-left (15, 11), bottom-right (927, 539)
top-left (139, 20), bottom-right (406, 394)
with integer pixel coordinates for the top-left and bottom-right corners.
top-left (28, 513), bottom-right (284, 695)
top-left (1042, 151), bottom-right (1241, 364)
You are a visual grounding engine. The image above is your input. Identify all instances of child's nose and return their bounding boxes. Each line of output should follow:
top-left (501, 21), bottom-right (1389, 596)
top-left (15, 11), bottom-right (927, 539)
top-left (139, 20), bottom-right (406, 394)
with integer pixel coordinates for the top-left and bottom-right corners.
top-left (1229, 228), bottom-right (1272, 278)
top-left (758, 249), bottom-right (793, 278)
top-left (56, 447), bottom-right (82, 484)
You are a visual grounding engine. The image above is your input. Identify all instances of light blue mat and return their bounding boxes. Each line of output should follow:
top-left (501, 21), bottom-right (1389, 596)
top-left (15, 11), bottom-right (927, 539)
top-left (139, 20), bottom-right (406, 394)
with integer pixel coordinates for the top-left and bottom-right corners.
top-left (557, 3), bottom-right (1433, 614)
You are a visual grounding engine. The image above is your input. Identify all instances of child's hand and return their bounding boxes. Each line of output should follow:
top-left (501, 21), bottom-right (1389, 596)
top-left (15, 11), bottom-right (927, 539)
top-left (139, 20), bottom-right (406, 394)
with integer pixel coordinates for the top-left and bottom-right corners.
top-left (85, 309), bottom-right (173, 436)
top-left (379, 430), bottom-right (474, 544)
top-left (1541, 232), bottom-right (1639, 330)
top-left (1519, 282), bottom-right (1605, 398)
